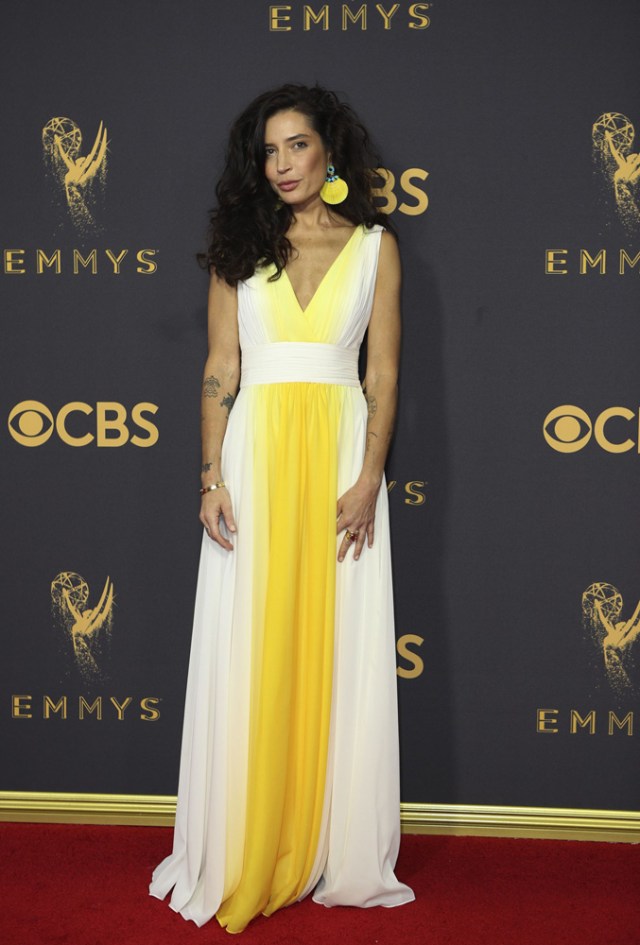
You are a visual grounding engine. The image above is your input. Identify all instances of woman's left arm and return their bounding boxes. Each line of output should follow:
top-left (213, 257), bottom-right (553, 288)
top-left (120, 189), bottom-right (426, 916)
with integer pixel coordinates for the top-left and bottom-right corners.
top-left (337, 230), bottom-right (401, 561)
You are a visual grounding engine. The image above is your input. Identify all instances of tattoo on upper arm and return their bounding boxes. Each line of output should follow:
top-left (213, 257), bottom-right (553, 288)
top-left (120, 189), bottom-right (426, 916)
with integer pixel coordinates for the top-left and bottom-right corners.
top-left (221, 392), bottom-right (235, 417)
top-left (203, 375), bottom-right (221, 398)
top-left (365, 394), bottom-right (377, 420)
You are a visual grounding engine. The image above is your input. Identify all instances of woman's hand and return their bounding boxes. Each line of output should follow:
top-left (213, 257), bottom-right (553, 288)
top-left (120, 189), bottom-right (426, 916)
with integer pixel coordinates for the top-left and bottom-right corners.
top-left (200, 487), bottom-right (237, 551)
top-left (336, 475), bottom-right (380, 562)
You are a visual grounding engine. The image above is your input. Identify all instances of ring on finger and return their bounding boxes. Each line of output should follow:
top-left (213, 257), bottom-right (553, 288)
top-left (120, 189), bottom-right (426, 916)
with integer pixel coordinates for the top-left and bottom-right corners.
top-left (345, 529), bottom-right (358, 542)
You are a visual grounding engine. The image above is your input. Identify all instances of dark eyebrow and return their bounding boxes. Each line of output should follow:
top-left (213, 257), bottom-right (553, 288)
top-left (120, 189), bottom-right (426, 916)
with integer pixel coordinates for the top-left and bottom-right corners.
top-left (264, 133), bottom-right (311, 146)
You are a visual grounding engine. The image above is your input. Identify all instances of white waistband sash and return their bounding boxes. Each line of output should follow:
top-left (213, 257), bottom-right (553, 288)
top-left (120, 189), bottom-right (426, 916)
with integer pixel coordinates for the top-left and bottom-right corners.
top-left (240, 342), bottom-right (360, 387)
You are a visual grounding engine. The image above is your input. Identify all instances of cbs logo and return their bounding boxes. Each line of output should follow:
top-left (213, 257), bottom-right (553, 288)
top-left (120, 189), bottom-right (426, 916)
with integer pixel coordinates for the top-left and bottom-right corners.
top-left (8, 400), bottom-right (159, 447)
top-left (543, 404), bottom-right (640, 454)
top-left (372, 167), bottom-right (429, 216)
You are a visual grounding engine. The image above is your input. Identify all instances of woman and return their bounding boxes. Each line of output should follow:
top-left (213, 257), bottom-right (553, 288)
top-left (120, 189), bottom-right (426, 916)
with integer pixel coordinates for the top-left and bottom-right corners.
top-left (149, 83), bottom-right (415, 933)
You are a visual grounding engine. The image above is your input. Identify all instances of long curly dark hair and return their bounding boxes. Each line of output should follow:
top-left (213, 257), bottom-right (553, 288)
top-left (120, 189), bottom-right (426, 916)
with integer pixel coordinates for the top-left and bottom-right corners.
top-left (198, 83), bottom-right (393, 285)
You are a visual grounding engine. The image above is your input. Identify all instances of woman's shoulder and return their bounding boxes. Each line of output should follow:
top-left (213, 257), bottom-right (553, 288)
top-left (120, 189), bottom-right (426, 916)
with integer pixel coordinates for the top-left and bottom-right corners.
top-left (376, 227), bottom-right (401, 278)
top-left (360, 223), bottom-right (397, 253)
top-left (241, 262), bottom-right (273, 289)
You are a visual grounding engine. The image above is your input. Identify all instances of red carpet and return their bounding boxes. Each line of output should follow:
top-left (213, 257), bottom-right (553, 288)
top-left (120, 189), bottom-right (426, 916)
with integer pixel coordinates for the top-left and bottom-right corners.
top-left (2, 824), bottom-right (639, 944)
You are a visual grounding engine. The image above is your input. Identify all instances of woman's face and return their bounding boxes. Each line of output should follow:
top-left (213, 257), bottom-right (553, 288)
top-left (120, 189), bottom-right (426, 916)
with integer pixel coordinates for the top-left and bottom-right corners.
top-left (264, 109), bottom-right (329, 207)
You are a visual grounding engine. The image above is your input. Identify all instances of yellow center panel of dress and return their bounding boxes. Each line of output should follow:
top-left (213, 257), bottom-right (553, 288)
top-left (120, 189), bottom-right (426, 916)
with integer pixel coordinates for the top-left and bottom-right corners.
top-left (216, 228), bottom-right (364, 932)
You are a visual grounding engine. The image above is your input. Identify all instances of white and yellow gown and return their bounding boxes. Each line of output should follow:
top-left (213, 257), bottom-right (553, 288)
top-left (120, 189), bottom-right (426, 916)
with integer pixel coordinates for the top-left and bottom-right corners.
top-left (149, 222), bottom-right (415, 933)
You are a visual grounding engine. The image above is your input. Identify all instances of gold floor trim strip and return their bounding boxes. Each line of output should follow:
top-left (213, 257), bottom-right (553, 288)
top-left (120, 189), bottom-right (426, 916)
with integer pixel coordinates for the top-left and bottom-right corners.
top-left (401, 802), bottom-right (640, 842)
top-left (0, 792), bottom-right (638, 841)
top-left (0, 792), bottom-right (176, 826)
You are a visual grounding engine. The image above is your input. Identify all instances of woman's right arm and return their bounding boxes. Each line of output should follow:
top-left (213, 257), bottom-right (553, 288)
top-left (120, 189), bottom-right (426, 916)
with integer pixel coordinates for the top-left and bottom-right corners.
top-left (199, 271), bottom-right (241, 550)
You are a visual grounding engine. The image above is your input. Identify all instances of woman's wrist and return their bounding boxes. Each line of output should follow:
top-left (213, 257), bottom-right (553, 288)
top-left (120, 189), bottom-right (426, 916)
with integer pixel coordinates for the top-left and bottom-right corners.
top-left (357, 467), bottom-right (383, 491)
top-left (201, 461), bottom-right (222, 484)
top-left (200, 481), bottom-right (227, 496)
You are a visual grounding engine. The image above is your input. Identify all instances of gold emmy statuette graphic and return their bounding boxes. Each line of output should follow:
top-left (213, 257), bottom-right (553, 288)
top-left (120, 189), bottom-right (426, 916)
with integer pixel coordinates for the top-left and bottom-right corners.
top-left (51, 572), bottom-right (115, 683)
top-left (592, 113), bottom-right (640, 232)
top-left (582, 582), bottom-right (640, 694)
top-left (42, 118), bottom-right (108, 233)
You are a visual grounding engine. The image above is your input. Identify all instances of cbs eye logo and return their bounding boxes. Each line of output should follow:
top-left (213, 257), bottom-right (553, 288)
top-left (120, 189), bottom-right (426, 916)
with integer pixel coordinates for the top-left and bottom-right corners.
top-left (8, 400), bottom-right (158, 447)
top-left (543, 405), bottom-right (639, 454)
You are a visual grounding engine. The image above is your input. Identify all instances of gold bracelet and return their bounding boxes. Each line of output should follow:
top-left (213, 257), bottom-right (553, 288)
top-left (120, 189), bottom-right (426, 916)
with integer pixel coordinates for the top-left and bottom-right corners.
top-left (200, 481), bottom-right (226, 495)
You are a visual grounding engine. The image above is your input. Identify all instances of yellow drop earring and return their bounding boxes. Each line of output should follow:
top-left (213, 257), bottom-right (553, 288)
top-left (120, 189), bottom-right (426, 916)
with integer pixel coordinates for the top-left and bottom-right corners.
top-left (320, 164), bottom-right (349, 204)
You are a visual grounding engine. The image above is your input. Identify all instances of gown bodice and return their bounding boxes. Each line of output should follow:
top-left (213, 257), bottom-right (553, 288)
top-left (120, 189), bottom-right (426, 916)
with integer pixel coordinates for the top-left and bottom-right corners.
top-left (236, 223), bottom-right (384, 350)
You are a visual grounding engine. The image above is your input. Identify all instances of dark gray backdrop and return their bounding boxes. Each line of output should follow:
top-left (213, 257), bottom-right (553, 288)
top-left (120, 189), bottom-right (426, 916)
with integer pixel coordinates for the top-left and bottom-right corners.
top-left (2, 0), bottom-right (639, 811)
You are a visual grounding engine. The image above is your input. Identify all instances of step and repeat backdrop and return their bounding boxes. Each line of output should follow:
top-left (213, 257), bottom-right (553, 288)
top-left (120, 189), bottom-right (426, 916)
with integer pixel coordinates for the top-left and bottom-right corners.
top-left (2, 0), bottom-right (639, 813)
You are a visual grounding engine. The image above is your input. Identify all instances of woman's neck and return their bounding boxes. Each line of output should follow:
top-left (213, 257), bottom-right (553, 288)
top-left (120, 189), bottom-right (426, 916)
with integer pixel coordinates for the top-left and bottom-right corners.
top-left (289, 195), bottom-right (342, 232)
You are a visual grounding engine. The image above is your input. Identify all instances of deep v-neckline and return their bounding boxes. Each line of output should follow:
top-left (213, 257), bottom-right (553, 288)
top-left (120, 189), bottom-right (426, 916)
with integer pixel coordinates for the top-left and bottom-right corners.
top-left (283, 226), bottom-right (359, 314)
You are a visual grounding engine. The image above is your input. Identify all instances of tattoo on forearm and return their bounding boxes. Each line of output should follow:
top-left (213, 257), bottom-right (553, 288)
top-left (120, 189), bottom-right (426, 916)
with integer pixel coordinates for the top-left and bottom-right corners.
top-left (201, 462), bottom-right (213, 473)
top-left (221, 392), bottom-right (235, 417)
top-left (203, 375), bottom-right (221, 398)
top-left (365, 394), bottom-right (377, 419)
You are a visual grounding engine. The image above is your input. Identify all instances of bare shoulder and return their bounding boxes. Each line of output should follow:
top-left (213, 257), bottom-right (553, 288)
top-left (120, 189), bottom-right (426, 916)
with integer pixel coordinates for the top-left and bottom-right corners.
top-left (208, 268), bottom-right (238, 301)
top-left (376, 229), bottom-right (401, 285)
